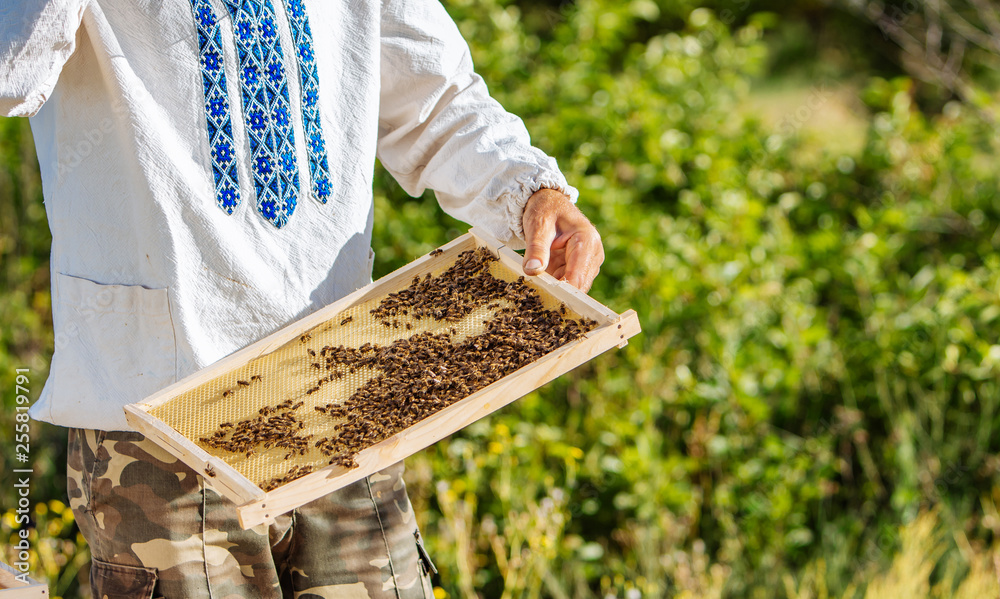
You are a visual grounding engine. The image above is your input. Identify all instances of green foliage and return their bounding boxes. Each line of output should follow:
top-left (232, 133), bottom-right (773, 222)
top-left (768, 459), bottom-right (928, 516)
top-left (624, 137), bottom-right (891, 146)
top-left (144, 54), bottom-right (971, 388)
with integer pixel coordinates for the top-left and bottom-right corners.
top-left (2, 1), bottom-right (1000, 597)
top-left (787, 510), bottom-right (998, 599)
top-left (380, 1), bottom-right (1000, 596)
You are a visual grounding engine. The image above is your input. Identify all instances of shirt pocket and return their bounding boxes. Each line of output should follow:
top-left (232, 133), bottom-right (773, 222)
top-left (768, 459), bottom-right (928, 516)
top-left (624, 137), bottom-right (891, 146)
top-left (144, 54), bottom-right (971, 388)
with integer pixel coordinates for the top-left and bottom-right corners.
top-left (42, 273), bottom-right (177, 430)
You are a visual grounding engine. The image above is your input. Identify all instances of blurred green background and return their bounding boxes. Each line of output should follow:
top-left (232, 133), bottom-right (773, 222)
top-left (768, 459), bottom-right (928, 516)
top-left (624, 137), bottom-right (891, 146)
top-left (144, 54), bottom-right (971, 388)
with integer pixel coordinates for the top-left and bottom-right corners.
top-left (3, 0), bottom-right (1000, 597)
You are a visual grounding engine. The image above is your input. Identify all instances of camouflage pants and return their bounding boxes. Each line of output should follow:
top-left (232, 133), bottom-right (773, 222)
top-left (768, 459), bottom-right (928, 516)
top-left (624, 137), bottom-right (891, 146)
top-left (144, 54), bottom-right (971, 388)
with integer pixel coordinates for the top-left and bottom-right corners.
top-left (67, 429), bottom-right (435, 599)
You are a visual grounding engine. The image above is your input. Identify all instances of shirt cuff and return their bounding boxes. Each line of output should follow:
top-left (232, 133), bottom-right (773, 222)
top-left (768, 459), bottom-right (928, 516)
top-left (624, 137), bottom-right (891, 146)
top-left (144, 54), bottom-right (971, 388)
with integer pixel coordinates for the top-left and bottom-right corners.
top-left (500, 168), bottom-right (579, 247)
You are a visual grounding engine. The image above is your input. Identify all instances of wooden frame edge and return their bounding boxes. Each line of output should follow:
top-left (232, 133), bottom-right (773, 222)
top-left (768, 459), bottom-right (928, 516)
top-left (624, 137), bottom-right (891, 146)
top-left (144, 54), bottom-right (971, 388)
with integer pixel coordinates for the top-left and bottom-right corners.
top-left (0, 561), bottom-right (47, 596)
top-left (124, 405), bottom-right (265, 503)
top-left (469, 228), bottom-right (620, 323)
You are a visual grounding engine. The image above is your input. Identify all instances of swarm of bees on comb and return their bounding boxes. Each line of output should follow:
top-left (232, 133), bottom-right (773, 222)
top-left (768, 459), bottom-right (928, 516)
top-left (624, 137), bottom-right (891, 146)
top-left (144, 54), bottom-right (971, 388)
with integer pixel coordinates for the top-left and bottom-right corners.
top-left (197, 247), bottom-right (598, 492)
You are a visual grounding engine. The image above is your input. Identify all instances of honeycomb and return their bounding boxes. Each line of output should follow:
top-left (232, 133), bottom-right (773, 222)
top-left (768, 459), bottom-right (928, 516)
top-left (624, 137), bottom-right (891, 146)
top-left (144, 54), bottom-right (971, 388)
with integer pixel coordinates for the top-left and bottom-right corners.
top-left (149, 247), bottom-right (594, 490)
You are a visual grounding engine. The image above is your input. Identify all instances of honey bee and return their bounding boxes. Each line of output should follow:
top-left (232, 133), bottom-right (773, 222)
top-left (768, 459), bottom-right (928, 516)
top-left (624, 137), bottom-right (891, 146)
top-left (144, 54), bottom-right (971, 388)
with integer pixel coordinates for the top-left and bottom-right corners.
top-left (237, 380), bottom-right (249, 387)
top-left (300, 333), bottom-right (311, 343)
top-left (222, 390), bottom-right (232, 398)
top-left (251, 375), bottom-right (262, 382)
top-left (204, 465), bottom-right (216, 478)
top-left (340, 316), bottom-right (353, 326)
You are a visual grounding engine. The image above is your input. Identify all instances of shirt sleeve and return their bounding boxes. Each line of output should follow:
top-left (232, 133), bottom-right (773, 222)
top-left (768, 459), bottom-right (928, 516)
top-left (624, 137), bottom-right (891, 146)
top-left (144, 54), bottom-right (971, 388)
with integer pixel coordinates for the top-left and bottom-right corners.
top-left (377, 0), bottom-right (578, 245)
top-left (0, 0), bottom-right (86, 117)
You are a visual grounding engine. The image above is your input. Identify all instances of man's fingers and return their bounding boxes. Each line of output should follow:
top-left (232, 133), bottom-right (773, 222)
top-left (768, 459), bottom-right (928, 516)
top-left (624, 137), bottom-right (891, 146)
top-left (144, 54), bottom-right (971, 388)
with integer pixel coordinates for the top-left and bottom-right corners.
top-left (520, 187), bottom-right (604, 290)
top-left (523, 214), bottom-right (556, 276)
top-left (562, 230), bottom-right (604, 292)
top-left (545, 246), bottom-right (567, 275)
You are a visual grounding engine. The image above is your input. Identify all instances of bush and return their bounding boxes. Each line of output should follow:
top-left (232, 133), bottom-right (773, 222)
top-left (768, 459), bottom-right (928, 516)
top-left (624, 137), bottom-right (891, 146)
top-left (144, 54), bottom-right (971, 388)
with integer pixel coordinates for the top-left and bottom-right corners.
top-left (379, 1), bottom-right (1000, 596)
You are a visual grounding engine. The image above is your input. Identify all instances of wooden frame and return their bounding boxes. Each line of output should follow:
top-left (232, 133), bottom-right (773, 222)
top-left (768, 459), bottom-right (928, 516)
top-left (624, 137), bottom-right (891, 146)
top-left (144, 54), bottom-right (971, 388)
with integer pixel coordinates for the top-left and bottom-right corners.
top-left (125, 229), bottom-right (640, 528)
top-left (0, 562), bottom-right (47, 598)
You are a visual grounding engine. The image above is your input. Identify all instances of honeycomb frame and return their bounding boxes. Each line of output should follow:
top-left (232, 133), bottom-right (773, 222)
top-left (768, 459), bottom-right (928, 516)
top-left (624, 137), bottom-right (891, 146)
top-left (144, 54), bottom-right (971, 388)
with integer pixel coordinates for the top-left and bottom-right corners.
top-left (124, 229), bottom-right (640, 528)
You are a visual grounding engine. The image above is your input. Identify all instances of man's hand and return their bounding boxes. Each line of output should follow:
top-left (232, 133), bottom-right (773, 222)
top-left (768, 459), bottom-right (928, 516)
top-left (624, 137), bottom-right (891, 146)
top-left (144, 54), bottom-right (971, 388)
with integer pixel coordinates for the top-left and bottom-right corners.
top-left (521, 188), bottom-right (604, 293)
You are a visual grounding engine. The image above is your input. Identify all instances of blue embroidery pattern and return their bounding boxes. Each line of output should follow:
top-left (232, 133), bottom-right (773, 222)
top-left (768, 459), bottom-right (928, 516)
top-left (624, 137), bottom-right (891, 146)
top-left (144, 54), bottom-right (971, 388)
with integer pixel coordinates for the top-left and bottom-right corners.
top-left (282, 0), bottom-right (332, 203)
top-left (223, 0), bottom-right (300, 228)
top-left (188, 0), bottom-right (241, 214)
